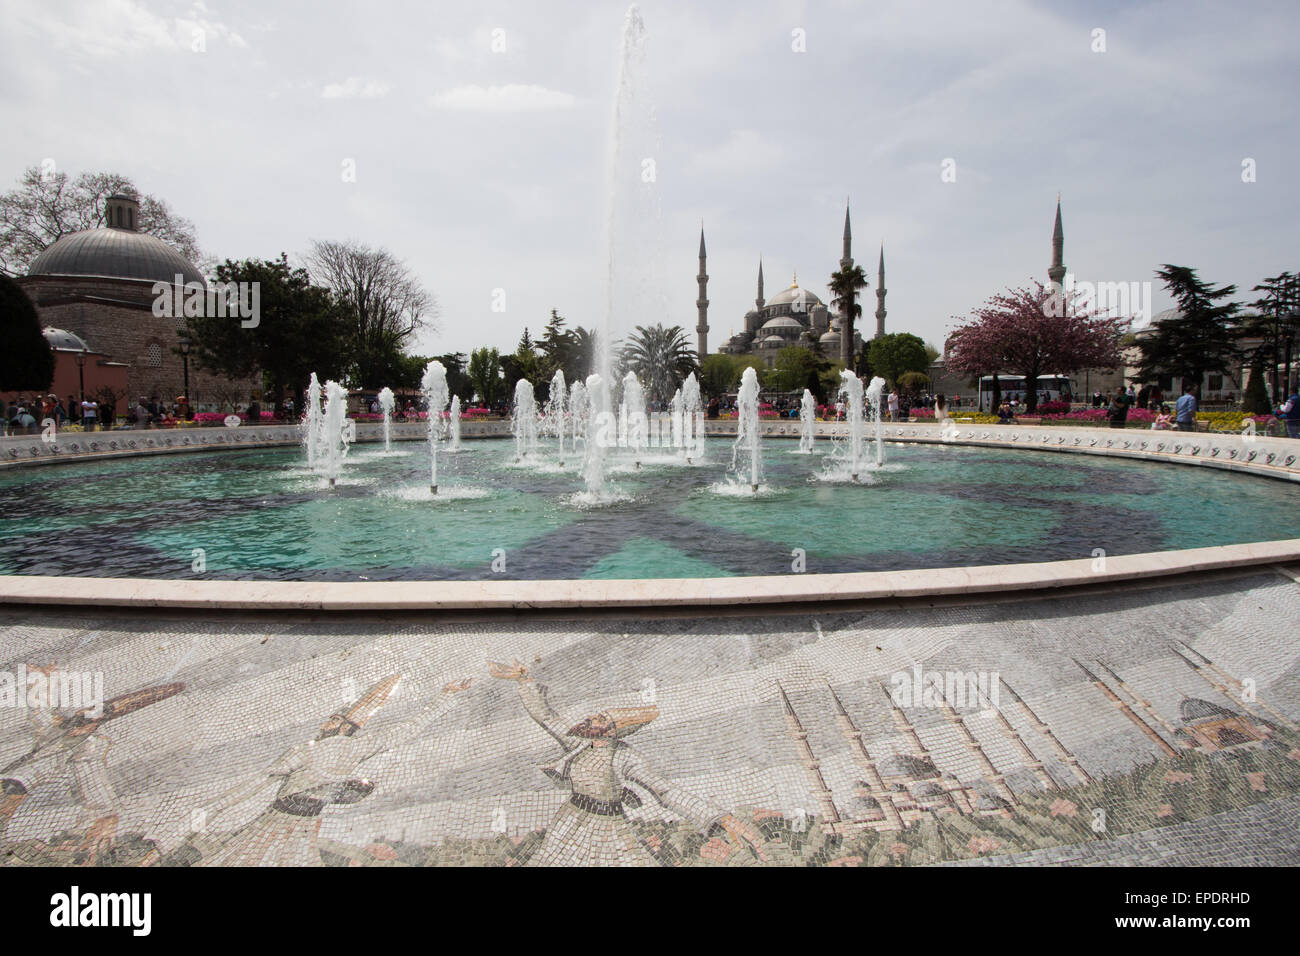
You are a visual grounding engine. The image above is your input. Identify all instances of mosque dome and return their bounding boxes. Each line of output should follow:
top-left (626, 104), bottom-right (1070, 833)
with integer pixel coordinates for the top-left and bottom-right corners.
top-left (760, 335), bottom-right (786, 347)
top-left (766, 279), bottom-right (822, 308)
top-left (27, 194), bottom-right (204, 286)
top-left (42, 327), bottom-right (91, 351)
top-left (1180, 698), bottom-right (1236, 722)
top-left (819, 330), bottom-right (841, 346)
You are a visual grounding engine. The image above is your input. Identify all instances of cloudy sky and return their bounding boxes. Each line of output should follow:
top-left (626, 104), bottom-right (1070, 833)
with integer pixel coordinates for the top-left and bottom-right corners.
top-left (2, 0), bottom-right (1297, 357)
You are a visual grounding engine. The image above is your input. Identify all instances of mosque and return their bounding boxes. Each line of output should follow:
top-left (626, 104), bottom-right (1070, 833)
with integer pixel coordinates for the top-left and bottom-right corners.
top-left (700, 204), bottom-right (886, 366)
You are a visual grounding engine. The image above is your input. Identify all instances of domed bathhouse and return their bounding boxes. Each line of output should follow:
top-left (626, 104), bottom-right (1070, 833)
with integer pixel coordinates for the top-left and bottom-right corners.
top-left (18, 193), bottom-right (258, 408)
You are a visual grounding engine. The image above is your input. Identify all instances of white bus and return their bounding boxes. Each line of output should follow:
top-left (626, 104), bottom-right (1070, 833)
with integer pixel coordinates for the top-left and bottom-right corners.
top-left (976, 375), bottom-right (1076, 412)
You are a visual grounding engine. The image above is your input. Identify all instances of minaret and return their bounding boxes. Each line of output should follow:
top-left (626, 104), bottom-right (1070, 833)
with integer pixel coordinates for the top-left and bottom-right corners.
top-left (874, 243), bottom-right (887, 340)
top-left (1048, 196), bottom-right (1065, 291)
top-left (1074, 658), bottom-right (1177, 758)
top-left (755, 257), bottom-right (765, 310)
top-left (696, 227), bottom-right (709, 359)
top-left (840, 203), bottom-right (853, 271)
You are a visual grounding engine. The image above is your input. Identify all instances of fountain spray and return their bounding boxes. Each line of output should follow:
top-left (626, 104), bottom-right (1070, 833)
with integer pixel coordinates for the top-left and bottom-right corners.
top-left (377, 386), bottom-right (395, 452)
top-left (512, 379), bottom-right (538, 462)
top-left (798, 389), bottom-right (816, 453)
top-left (547, 369), bottom-right (567, 464)
top-left (621, 371), bottom-right (645, 468)
top-left (734, 366), bottom-right (761, 493)
top-left (582, 373), bottom-right (611, 497)
top-left (322, 380), bottom-right (350, 487)
top-left (304, 372), bottom-right (323, 470)
top-left (421, 361), bottom-right (449, 494)
top-left (839, 370), bottom-right (865, 482)
top-left (866, 376), bottom-right (887, 467)
top-left (449, 395), bottom-right (462, 452)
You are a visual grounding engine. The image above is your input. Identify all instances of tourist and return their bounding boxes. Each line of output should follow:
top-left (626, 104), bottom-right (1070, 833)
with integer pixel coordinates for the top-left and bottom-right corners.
top-left (134, 397), bottom-right (150, 429)
top-left (1092, 390), bottom-right (1104, 408)
top-left (80, 397), bottom-right (98, 432)
top-left (935, 394), bottom-right (949, 421)
top-left (1136, 384), bottom-right (1151, 410)
top-left (1277, 385), bottom-right (1300, 439)
top-left (835, 398), bottom-right (845, 422)
top-left (1175, 384), bottom-right (1198, 431)
top-left (997, 401), bottom-right (1013, 423)
top-left (1126, 385), bottom-right (1137, 407)
top-left (1149, 385), bottom-right (1164, 408)
top-left (1153, 403), bottom-right (1173, 430)
top-left (887, 389), bottom-right (899, 422)
top-left (1107, 388), bottom-right (1129, 428)
top-left (247, 399), bottom-right (261, 424)
top-left (283, 396), bottom-right (296, 422)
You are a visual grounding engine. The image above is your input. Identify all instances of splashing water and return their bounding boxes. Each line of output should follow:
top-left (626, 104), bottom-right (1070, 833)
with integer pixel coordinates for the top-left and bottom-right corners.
top-left (865, 375), bottom-right (887, 467)
top-left (569, 379), bottom-right (588, 453)
top-left (621, 371), bottom-right (646, 466)
top-left (421, 361), bottom-right (449, 493)
top-left (731, 366), bottom-right (761, 492)
top-left (681, 371), bottom-right (704, 461)
top-left (377, 386), bottom-right (395, 452)
top-left (546, 369), bottom-right (567, 460)
top-left (321, 379), bottom-right (350, 486)
top-left (303, 372), bottom-right (323, 470)
top-left (512, 379), bottom-right (539, 461)
top-left (798, 389), bottom-right (816, 453)
top-left (449, 395), bottom-right (462, 452)
top-left (839, 370), bottom-right (866, 481)
top-left (581, 373), bottom-right (611, 498)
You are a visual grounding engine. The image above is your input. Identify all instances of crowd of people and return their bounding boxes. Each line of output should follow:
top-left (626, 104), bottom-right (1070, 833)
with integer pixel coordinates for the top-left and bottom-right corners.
top-left (3, 394), bottom-right (197, 435)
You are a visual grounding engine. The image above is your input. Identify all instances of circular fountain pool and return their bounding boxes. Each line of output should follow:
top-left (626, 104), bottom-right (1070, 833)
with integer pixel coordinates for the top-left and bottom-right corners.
top-left (3, 438), bottom-right (1300, 581)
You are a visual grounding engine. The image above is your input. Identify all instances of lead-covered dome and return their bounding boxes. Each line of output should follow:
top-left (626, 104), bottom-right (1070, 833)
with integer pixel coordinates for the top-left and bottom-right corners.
top-left (26, 194), bottom-right (203, 286)
top-left (42, 327), bottom-right (90, 350)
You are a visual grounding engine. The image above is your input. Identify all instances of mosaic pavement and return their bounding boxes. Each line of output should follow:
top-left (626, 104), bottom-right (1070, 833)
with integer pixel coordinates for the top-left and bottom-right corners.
top-left (2, 569), bottom-right (1298, 867)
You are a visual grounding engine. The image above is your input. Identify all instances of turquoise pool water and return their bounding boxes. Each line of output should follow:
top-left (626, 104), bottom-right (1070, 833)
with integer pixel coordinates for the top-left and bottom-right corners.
top-left (2, 439), bottom-right (1297, 580)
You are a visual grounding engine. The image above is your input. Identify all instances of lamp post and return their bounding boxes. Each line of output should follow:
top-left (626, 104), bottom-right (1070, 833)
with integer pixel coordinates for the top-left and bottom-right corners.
top-left (76, 348), bottom-right (87, 404)
top-left (178, 330), bottom-right (191, 412)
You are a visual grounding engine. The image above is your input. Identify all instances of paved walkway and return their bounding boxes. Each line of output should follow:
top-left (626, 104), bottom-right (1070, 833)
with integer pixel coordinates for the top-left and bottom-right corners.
top-left (2, 569), bottom-right (1297, 866)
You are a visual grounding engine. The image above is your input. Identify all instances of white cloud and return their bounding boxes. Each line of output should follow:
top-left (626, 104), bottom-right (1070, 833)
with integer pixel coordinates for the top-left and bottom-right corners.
top-left (13, 0), bottom-right (247, 56)
top-left (321, 77), bottom-right (391, 100)
top-left (428, 84), bottom-right (576, 111)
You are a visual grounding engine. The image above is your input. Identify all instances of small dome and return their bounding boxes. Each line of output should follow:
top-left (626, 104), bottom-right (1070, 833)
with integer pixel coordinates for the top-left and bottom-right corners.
top-left (879, 754), bottom-right (939, 780)
top-left (760, 335), bottom-right (786, 347)
top-left (819, 330), bottom-right (841, 345)
top-left (760, 316), bottom-right (805, 333)
top-left (42, 327), bottom-right (90, 351)
top-left (28, 227), bottom-right (204, 286)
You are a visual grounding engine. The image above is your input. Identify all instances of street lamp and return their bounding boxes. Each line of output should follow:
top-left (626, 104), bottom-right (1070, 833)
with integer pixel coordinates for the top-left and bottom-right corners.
top-left (177, 330), bottom-right (191, 411)
top-left (76, 348), bottom-right (87, 404)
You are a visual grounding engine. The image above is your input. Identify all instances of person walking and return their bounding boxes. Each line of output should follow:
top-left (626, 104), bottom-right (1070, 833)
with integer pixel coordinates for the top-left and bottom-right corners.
top-left (1175, 384), bottom-right (1198, 431)
top-left (1277, 385), bottom-right (1300, 439)
top-left (887, 389), bottom-right (900, 422)
top-left (1107, 388), bottom-right (1130, 429)
top-left (80, 397), bottom-right (98, 432)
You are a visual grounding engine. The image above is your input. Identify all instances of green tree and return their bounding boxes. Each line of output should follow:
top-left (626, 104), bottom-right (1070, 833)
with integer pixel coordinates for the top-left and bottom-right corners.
top-left (771, 346), bottom-right (831, 399)
top-left (619, 324), bottom-right (699, 405)
top-left (538, 310), bottom-right (582, 384)
top-left (867, 332), bottom-right (930, 389)
top-left (1242, 355), bottom-right (1271, 414)
top-left (0, 275), bottom-right (54, 391)
top-left (1242, 272), bottom-right (1299, 400)
top-left (184, 254), bottom-right (350, 410)
top-left (1133, 265), bottom-right (1241, 388)
top-left (699, 353), bottom-right (763, 398)
top-left (829, 263), bottom-right (868, 368)
top-left (468, 347), bottom-right (504, 407)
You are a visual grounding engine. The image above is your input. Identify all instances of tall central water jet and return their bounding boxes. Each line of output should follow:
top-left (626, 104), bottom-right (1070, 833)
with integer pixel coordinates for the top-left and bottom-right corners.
top-left (569, 379), bottom-right (589, 453)
top-left (733, 366), bottom-right (761, 493)
top-left (798, 388), bottom-right (816, 453)
top-left (839, 369), bottom-right (866, 482)
top-left (601, 4), bottom-right (663, 384)
top-left (377, 386), bottom-right (395, 452)
top-left (512, 379), bottom-right (538, 462)
top-left (421, 361), bottom-right (449, 494)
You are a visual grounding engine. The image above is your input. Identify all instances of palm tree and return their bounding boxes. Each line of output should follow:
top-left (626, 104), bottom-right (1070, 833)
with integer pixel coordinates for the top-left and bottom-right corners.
top-left (829, 263), bottom-right (868, 369)
top-left (571, 326), bottom-right (599, 381)
top-left (618, 324), bottom-right (698, 405)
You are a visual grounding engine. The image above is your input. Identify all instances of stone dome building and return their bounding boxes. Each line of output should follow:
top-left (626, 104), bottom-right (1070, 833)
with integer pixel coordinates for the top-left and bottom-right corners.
top-left (17, 194), bottom-right (257, 412)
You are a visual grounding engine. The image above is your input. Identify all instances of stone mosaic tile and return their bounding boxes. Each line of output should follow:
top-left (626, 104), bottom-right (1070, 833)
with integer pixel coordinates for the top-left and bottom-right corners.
top-left (1, 571), bottom-right (1297, 866)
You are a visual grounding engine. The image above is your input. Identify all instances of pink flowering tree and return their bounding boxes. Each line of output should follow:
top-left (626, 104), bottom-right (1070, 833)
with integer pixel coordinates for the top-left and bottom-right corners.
top-left (946, 282), bottom-right (1126, 413)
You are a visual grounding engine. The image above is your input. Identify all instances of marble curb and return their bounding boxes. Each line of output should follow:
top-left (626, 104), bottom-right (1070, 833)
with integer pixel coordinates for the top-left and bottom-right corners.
top-left (2, 539), bottom-right (1297, 612)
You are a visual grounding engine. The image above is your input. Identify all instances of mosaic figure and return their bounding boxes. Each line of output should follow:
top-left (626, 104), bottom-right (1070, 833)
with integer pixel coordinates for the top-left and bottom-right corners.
top-left (489, 659), bottom-right (766, 865)
top-left (197, 673), bottom-right (472, 867)
top-left (0, 673), bottom-right (183, 863)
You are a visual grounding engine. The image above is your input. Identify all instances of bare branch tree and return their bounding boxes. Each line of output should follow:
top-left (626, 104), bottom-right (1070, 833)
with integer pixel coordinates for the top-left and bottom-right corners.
top-left (0, 166), bottom-right (201, 276)
top-left (304, 239), bottom-right (438, 385)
